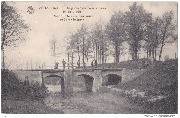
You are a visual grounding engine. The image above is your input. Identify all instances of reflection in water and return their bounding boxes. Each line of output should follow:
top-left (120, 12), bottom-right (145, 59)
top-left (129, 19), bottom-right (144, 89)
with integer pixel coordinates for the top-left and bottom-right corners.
top-left (46, 85), bottom-right (61, 94)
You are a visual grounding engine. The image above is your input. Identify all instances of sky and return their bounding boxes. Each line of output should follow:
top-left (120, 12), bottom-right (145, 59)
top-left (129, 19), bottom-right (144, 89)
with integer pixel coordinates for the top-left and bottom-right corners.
top-left (4, 1), bottom-right (178, 69)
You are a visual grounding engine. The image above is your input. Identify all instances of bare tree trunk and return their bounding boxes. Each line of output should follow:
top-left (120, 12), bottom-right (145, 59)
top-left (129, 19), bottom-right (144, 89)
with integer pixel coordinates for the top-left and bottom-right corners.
top-left (77, 45), bottom-right (80, 66)
top-left (100, 48), bottom-right (102, 64)
top-left (131, 39), bottom-right (138, 61)
top-left (149, 50), bottom-right (152, 58)
top-left (132, 15), bottom-right (138, 61)
top-left (2, 48), bottom-right (5, 69)
top-left (159, 23), bottom-right (168, 61)
top-left (133, 47), bottom-right (138, 60)
top-left (115, 43), bottom-right (120, 63)
top-left (98, 45), bottom-right (100, 63)
top-left (2, 28), bottom-right (6, 69)
top-left (152, 47), bottom-right (155, 60)
top-left (155, 25), bottom-right (158, 61)
top-left (159, 36), bottom-right (166, 61)
top-left (82, 37), bottom-right (85, 67)
top-left (71, 52), bottom-right (74, 69)
top-left (92, 40), bottom-right (96, 61)
top-left (102, 45), bottom-right (104, 64)
top-left (159, 40), bottom-right (165, 61)
top-left (100, 24), bottom-right (104, 65)
top-left (154, 48), bottom-right (157, 60)
top-left (95, 43), bottom-right (98, 60)
top-left (93, 48), bottom-right (96, 61)
top-left (68, 52), bottom-right (70, 69)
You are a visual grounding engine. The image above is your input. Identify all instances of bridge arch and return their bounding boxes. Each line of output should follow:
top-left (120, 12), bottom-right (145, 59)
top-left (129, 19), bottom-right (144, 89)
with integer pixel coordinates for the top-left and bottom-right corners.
top-left (76, 74), bottom-right (94, 92)
top-left (102, 74), bottom-right (122, 86)
top-left (43, 74), bottom-right (65, 93)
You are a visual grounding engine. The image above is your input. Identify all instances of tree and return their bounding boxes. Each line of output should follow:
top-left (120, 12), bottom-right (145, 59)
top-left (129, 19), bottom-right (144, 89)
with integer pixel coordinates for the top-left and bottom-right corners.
top-left (106, 11), bottom-right (126, 63)
top-left (125, 2), bottom-right (151, 60)
top-left (49, 36), bottom-right (57, 57)
top-left (143, 17), bottom-right (162, 60)
top-left (1, 2), bottom-right (29, 69)
top-left (90, 22), bottom-right (109, 64)
top-left (67, 24), bottom-right (90, 67)
top-left (67, 33), bottom-right (80, 68)
top-left (76, 24), bottom-right (90, 67)
top-left (90, 23), bottom-right (100, 63)
top-left (150, 18), bottom-right (162, 60)
top-left (67, 32), bottom-right (81, 64)
top-left (158, 11), bottom-right (177, 61)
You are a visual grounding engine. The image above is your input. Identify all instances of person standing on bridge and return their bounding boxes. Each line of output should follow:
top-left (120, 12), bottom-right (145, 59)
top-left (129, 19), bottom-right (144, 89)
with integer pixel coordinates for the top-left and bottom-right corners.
top-left (54, 62), bottom-right (59, 69)
top-left (91, 60), bottom-right (94, 67)
top-left (77, 59), bottom-right (80, 68)
top-left (62, 59), bottom-right (66, 70)
top-left (95, 59), bottom-right (98, 67)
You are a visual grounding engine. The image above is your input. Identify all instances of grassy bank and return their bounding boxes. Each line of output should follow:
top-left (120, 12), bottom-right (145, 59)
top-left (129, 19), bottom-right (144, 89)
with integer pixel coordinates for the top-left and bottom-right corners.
top-left (118, 59), bottom-right (177, 93)
top-left (110, 59), bottom-right (178, 114)
top-left (1, 69), bottom-right (64, 114)
top-left (1, 97), bottom-right (64, 114)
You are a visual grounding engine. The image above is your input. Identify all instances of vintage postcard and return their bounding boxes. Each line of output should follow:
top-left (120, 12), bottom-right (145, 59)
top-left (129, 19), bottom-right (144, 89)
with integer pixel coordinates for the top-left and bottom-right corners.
top-left (1, 1), bottom-right (178, 114)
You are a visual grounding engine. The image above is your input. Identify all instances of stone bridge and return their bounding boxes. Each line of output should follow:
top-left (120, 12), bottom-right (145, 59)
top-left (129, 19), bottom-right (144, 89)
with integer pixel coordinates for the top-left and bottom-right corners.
top-left (73, 68), bottom-right (123, 92)
top-left (12, 67), bottom-right (146, 94)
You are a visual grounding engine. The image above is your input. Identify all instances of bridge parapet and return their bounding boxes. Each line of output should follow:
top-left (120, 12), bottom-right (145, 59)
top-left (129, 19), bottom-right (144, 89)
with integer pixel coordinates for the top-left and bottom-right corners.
top-left (101, 68), bottom-right (123, 72)
top-left (42, 69), bottom-right (65, 73)
top-left (73, 68), bottom-right (123, 72)
top-left (73, 68), bottom-right (94, 72)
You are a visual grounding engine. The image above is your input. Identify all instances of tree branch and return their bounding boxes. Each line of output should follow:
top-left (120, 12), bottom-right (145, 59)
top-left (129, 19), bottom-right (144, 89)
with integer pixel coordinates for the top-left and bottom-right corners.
top-left (5, 30), bottom-right (16, 40)
top-left (1, 27), bottom-right (6, 49)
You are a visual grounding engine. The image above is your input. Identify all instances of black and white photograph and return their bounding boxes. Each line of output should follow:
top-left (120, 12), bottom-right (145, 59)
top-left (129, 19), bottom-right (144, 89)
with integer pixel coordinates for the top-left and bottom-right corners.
top-left (1, 1), bottom-right (178, 114)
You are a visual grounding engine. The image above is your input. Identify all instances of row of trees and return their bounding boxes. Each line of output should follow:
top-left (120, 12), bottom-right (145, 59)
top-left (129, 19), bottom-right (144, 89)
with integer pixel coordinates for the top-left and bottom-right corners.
top-left (67, 2), bottom-right (177, 66)
top-left (1, 2), bottom-right (177, 69)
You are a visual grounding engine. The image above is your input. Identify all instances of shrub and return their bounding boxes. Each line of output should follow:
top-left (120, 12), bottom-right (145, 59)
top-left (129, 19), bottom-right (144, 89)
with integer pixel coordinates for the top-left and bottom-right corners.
top-left (1, 69), bottom-right (48, 100)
